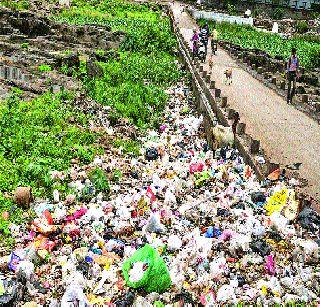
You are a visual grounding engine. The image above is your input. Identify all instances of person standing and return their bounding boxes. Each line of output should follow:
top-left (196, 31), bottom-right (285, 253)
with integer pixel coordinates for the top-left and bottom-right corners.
top-left (286, 48), bottom-right (300, 104)
top-left (211, 26), bottom-right (218, 55)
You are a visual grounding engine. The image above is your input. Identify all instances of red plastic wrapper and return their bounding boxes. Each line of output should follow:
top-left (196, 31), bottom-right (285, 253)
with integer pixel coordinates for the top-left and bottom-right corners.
top-left (189, 163), bottom-right (204, 174)
top-left (43, 210), bottom-right (53, 225)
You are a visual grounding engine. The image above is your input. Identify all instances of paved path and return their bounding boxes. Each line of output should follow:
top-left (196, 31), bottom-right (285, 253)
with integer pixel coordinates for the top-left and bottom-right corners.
top-left (171, 2), bottom-right (320, 207)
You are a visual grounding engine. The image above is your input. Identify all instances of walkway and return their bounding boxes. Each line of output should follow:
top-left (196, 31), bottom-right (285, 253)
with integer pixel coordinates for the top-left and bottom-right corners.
top-left (171, 2), bottom-right (320, 207)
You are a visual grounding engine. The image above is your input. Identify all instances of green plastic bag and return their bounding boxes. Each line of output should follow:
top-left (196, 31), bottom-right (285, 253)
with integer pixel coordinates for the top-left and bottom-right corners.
top-left (122, 244), bottom-right (171, 293)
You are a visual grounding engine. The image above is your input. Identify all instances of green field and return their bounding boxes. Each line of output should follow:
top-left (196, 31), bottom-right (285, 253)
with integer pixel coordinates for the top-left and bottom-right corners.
top-left (198, 19), bottom-right (320, 70)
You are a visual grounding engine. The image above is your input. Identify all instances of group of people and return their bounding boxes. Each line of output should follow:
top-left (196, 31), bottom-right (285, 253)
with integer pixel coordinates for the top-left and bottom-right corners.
top-left (191, 23), bottom-right (218, 63)
top-left (190, 20), bottom-right (300, 104)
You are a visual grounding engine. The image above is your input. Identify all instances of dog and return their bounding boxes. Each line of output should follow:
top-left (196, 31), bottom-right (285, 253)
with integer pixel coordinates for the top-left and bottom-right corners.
top-left (208, 55), bottom-right (213, 72)
top-left (212, 125), bottom-right (234, 149)
top-left (224, 68), bottom-right (233, 85)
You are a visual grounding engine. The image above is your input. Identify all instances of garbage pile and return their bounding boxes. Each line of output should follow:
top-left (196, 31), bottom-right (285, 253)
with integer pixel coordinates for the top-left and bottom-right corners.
top-left (1, 83), bottom-right (320, 306)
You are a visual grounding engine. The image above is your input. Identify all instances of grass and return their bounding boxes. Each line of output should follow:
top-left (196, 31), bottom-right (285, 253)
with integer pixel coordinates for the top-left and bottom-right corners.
top-left (54, 0), bottom-right (182, 129)
top-left (0, 0), bottom-right (180, 246)
top-left (0, 90), bottom-right (100, 194)
top-left (0, 89), bottom-right (102, 243)
top-left (0, 0), bottom-right (30, 10)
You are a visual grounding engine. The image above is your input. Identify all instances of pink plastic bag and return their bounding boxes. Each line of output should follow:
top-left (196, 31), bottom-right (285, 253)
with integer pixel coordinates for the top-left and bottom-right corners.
top-left (189, 163), bottom-right (204, 174)
top-left (264, 254), bottom-right (276, 275)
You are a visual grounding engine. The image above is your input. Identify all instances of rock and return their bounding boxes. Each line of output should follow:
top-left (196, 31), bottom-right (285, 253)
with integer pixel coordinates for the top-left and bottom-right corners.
top-left (86, 60), bottom-right (104, 79)
top-left (14, 187), bottom-right (33, 208)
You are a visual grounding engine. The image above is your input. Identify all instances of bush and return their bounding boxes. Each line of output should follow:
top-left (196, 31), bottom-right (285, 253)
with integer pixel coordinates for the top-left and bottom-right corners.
top-left (55, 1), bottom-right (181, 128)
top-left (296, 20), bottom-right (309, 34)
top-left (311, 3), bottom-right (320, 12)
top-left (272, 7), bottom-right (284, 20)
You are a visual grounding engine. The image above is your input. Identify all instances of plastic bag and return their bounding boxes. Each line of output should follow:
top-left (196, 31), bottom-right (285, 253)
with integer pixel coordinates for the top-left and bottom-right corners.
top-left (61, 284), bottom-right (89, 307)
top-left (0, 277), bottom-right (24, 305)
top-left (8, 252), bottom-right (22, 271)
top-left (250, 240), bottom-right (271, 257)
top-left (16, 261), bottom-right (35, 282)
top-left (297, 208), bottom-right (320, 231)
top-left (145, 148), bottom-right (159, 161)
top-left (189, 163), bottom-right (204, 174)
top-left (122, 244), bottom-right (171, 293)
top-left (264, 254), bottom-right (276, 275)
top-left (144, 214), bottom-right (165, 234)
top-left (264, 188), bottom-right (288, 216)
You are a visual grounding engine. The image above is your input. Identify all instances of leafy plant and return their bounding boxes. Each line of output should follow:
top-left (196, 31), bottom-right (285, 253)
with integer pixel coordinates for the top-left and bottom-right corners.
top-left (21, 42), bottom-right (29, 49)
top-left (54, 0), bottom-right (181, 128)
top-left (272, 7), bottom-right (284, 20)
top-left (89, 168), bottom-right (110, 194)
top-left (0, 91), bottom-right (99, 194)
top-left (296, 20), bottom-right (309, 34)
top-left (227, 3), bottom-right (236, 15)
top-left (0, 0), bottom-right (30, 10)
top-left (38, 64), bottom-right (52, 72)
top-left (0, 193), bottom-right (24, 248)
top-left (112, 169), bottom-right (123, 183)
top-left (113, 139), bottom-right (140, 156)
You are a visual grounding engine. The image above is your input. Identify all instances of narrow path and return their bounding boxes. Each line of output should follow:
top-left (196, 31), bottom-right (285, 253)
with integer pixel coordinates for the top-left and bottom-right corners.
top-left (171, 2), bottom-right (320, 206)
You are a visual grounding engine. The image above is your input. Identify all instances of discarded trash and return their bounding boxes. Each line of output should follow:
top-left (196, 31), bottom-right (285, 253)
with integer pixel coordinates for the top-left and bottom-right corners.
top-left (1, 83), bottom-right (319, 305)
top-left (122, 244), bottom-right (171, 293)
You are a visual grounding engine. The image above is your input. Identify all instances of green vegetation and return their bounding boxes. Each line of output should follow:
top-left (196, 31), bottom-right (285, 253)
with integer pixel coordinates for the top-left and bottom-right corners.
top-left (0, 90), bottom-right (101, 243)
top-left (0, 90), bottom-right (100, 194)
top-left (0, 195), bottom-right (25, 249)
top-left (21, 42), bottom-right (29, 49)
top-left (38, 64), bottom-right (52, 72)
top-left (198, 19), bottom-right (320, 69)
top-left (54, 0), bottom-right (181, 128)
top-left (85, 52), bottom-right (179, 127)
top-left (0, 0), bottom-right (30, 10)
top-left (293, 34), bottom-right (320, 43)
top-left (113, 138), bottom-right (140, 156)
top-left (272, 7), bottom-right (285, 20)
top-left (0, 0), bottom-right (180, 245)
top-left (89, 168), bottom-right (110, 195)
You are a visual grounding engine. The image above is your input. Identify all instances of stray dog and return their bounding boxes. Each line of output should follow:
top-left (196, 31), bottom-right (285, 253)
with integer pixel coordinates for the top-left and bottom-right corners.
top-left (208, 55), bottom-right (213, 72)
top-left (224, 68), bottom-right (232, 85)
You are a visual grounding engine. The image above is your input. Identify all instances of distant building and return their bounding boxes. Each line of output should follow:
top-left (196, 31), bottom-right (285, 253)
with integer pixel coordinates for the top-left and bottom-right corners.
top-left (244, 0), bottom-right (320, 10)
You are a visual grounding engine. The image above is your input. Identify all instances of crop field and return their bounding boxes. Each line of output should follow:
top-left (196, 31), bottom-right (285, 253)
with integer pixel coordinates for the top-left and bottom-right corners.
top-left (198, 19), bottom-right (320, 70)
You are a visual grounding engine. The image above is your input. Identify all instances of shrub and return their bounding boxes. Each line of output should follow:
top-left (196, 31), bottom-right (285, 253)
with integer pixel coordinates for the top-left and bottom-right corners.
top-left (272, 7), bottom-right (284, 20)
top-left (296, 20), bottom-right (309, 34)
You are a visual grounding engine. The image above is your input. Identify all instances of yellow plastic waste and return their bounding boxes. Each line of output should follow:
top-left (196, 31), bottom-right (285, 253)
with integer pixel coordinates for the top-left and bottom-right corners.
top-left (261, 285), bottom-right (268, 296)
top-left (87, 294), bottom-right (111, 304)
top-left (264, 188), bottom-right (288, 216)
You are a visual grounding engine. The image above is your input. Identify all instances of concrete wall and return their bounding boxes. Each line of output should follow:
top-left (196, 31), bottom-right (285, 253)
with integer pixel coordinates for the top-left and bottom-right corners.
top-left (190, 9), bottom-right (254, 25)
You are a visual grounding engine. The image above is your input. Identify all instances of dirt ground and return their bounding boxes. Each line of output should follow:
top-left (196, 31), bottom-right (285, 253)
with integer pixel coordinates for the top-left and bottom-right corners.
top-left (171, 2), bottom-right (320, 208)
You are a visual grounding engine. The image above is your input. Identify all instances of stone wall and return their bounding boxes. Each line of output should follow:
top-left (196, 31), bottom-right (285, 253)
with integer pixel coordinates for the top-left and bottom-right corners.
top-left (0, 7), bottom-right (124, 99)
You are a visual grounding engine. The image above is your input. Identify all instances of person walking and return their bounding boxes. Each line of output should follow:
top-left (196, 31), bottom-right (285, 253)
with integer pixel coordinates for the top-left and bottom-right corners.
top-left (286, 48), bottom-right (300, 104)
top-left (211, 26), bottom-right (218, 55)
top-left (200, 23), bottom-right (209, 54)
top-left (191, 28), bottom-right (199, 61)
